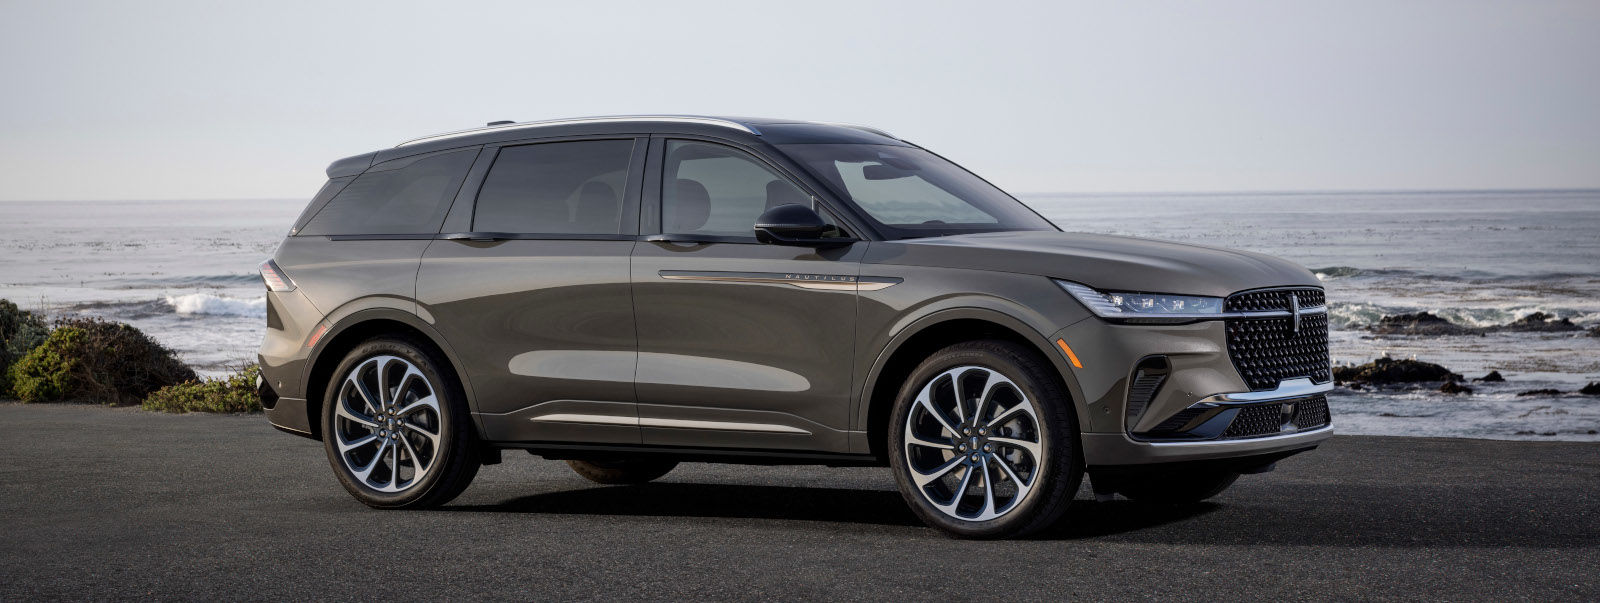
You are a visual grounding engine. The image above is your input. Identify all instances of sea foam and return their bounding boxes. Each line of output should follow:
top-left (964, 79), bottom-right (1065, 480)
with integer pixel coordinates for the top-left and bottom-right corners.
top-left (163, 293), bottom-right (266, 317)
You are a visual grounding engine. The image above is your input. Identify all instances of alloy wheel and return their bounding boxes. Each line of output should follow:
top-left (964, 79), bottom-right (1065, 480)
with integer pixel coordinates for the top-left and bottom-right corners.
top-left (332, 355), bottom-right (443, 493)
top-left (902, 365), bottom-right (1044, 521)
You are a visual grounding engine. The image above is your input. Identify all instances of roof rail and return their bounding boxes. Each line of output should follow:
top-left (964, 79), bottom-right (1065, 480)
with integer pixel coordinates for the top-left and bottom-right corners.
top-left (395, 116), bottom-right (761, 147)
top-left (815, 121), bottom-right (898, 140)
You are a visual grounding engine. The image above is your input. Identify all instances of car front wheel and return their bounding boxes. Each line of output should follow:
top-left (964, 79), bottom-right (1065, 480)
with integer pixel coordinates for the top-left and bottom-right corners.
top-left (888, 340), bottom-right (1082, 539)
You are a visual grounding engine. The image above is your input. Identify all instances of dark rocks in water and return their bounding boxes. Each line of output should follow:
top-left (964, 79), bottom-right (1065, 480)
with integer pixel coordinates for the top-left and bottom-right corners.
top-left (1515, 389), bottom-right (1563, 397)
top-left (1588, 326), bottom-right (1600, 338)
top-left (1580, 382), bottom-right (1600, 396)
top-left (1333, 357), bottom-right (1464, 384)
top-left (1472, 371), bottom-right (1505, 383)
top-left (1366, 311), bottom-right (1586, 336)
top-left (1438, 381), bottom-right (1473, 394)
top-left (1498, 312), bottom-right (1582, 333)
top-left (1368, 312), bottom-right (1480, 336)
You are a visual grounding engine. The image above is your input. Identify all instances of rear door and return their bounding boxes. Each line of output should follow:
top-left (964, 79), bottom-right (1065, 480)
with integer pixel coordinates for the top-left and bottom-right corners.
top-left (416, 136), bottom-right (647, 444)
top-left (630, 136), bottom-right (868, 453)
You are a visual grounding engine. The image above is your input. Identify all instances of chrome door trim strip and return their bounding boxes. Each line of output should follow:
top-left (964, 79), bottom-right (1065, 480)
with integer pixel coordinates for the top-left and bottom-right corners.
top-left (639, 417), bottom-right (811, 435)
top-left (526, 411), bottom-right (811, 435)
top-left (659, 270), bottom-right (901, 291)
top-left (526, 413), bottom-right (638, 426)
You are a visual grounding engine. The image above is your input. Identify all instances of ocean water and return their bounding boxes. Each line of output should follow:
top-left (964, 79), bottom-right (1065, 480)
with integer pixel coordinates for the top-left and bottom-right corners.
top-left (2, 190), bottom-right (1597, 440)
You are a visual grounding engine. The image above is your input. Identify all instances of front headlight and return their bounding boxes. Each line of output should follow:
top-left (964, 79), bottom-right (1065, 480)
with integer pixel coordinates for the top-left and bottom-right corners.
top-left (1055, 280), bottom-right (1223, 319)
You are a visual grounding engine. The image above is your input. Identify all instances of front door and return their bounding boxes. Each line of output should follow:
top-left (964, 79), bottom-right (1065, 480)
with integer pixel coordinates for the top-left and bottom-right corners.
top-left (417, 137), bottom-right (646, 444)
top-left (631, 137), bottom-right (866, 452)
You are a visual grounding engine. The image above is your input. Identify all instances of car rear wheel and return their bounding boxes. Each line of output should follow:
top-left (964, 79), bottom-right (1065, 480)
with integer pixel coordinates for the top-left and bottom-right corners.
top-left (321, 337), bottom-right (479, 508)
top-left (566, 459), bottom-right (679, 484)
top-left (888, 340), bottom-right (1082, 539)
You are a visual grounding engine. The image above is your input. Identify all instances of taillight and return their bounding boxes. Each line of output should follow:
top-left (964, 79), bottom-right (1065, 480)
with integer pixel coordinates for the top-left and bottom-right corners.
top-left (260, 259), bottom-right (297, 292)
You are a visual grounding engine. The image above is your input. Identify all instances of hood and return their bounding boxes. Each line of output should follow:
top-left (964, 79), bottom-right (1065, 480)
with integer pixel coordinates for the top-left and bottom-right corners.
top-left (864, 231), bottom-right (1320, 298)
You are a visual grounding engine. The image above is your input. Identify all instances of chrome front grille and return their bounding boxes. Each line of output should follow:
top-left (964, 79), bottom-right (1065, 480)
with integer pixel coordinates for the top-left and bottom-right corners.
top-left (1224, 287), bottom-right (1332, 391)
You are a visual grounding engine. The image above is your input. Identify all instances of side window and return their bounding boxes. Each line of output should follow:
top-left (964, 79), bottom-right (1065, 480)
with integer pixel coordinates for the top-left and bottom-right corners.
top-left (662, 140), bottom-right (812, 238)
top-left (473, 140), bottom-right (635, 235)
top-left (299, 148), bottom-right (477, 236)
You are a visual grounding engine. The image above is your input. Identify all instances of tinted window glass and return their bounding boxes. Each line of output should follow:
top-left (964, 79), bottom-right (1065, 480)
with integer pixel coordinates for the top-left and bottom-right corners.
top-left (778, 143), bottom-right (1057, 239)
top-left (662, 141), bottom-right (811, 237)
top-left (298, 148), bottom-right (477, 236)
top-left (473, 140), bottom-right (635, 234)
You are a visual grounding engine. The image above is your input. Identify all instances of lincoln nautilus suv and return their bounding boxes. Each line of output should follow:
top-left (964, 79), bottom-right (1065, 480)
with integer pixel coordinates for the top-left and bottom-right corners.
top-left (258, 116), bottom-right (1332, 538)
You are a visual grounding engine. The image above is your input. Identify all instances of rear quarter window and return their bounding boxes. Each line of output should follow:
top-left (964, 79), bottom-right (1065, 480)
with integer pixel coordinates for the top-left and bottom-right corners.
top-left (298, 148), bottom-right (478, 236)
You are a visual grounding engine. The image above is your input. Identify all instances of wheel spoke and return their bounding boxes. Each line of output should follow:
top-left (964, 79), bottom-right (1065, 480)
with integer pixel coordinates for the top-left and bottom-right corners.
top-left (977, 457), bottom-right (998, 519)
top-left (950, 371), bottom-right (971, 422)
top-left (402, 420), bottom-right (440, 445)
top-left (337, 432), bottom-right (378, 453)
top-left (974, 374), bottom-right (1015, 426)
top-left (387, 438), bottom-right (401, 489)
top-left (915, 392), bottom-right (960, 437)
top-left (396, 394), bottom-right (439, 418)
top-left (906, 431), bottom-right (955, 451)
top-left (934, 465), bottom-right (975, 513)
top-left (993, 451), bottom-right (1031, 487)
top-left (353, 439), bottom-right (391, 482)
top-left (990, 436), bottom-right (1042, 460)
top-left (398, 432), bottom-right (428, 477)
top-left (335, 397), bottom-right (379, 429)
top-left (347, 373), bottom-right (379, 415)
top-left (911, 455), bottom-right (965, 488)
top-left (986, 402), bottom-right (1033, 429)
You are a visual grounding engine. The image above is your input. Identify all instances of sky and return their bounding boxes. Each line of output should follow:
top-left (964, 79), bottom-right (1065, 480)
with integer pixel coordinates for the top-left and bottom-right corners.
top-left (1, 0), bottom-right (1597, 201)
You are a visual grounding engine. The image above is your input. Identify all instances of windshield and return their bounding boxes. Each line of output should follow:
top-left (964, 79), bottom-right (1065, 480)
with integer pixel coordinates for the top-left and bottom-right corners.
top-left (777, 143), bottom-right (1057, 239)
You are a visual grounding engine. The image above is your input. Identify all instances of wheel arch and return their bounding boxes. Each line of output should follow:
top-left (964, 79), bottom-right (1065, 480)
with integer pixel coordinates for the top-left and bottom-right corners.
top-left (858, 307), bottom-right (1088, 463)
top-left (300, 309), bottom-right (475, 440)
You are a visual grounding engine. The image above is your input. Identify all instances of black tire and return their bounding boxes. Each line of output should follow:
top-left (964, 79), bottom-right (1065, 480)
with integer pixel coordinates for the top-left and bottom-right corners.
top-left (566, 459), bottom-right (679, 485)
top-left (887, 339), bottom-right (1083, 539)
top-left (1099, 470), bottom-right (1239, 504)
top-left (321, 336), bottom-right (480, 509)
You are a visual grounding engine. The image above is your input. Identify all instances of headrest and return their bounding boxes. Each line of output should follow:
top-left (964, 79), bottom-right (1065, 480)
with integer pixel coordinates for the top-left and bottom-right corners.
top-left (669, 178), bottom-right (711, 232)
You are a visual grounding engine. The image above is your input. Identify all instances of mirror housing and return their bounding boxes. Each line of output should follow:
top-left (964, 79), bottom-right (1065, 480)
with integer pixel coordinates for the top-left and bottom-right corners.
top-left (754, 204), bottom-right (845, 246)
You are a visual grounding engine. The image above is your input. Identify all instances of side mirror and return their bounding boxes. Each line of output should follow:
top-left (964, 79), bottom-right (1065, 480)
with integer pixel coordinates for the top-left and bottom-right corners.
top-left (754, 204), bottom-right (844, 246)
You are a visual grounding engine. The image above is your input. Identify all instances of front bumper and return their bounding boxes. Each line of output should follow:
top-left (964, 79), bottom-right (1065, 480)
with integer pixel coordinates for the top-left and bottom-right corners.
top-left (1052, 316), bottom-right (1334, 467)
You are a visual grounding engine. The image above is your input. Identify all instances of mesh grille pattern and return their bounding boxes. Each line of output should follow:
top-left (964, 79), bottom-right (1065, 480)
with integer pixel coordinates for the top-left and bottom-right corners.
top-left (1293, 395), bottom-right (1331, 429)
top-left (1226, 312), bottom-right (1332, 391)
top-left (1220, 395), bottom-right (1331, 439)
top-left (1225, 288), bottom-right (1325, 313)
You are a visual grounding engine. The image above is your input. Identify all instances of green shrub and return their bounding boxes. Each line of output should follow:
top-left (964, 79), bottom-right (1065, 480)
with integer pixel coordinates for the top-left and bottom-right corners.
top-left (0, 299), bottom-right (50, 396)
top-left (143, 364), bottom-right (262, 413)
top-left (6, 317), bottom-right (196, 404)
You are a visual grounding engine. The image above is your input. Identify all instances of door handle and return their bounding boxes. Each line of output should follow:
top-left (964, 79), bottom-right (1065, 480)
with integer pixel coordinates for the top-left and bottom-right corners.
top-left (441, 232), bottom-right (513, 242)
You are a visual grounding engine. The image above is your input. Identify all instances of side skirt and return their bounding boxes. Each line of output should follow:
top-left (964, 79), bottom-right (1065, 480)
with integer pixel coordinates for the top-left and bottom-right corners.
top-left (492, 441), bottom-right (885, 467)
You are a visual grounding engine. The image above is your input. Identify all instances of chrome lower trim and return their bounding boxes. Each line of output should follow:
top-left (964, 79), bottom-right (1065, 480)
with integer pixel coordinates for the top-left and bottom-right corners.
top-left (1146, 425), bottom-right (1333, 447)
top-left (641, 418), bottom-right (810, 435)
top-left (527, 411), bottom-right (810, 435)
top-left (1194, 377), bottom-right (1334, 406)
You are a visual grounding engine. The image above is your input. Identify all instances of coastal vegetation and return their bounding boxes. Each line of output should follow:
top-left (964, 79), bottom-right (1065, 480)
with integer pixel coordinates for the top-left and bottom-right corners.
top-left (1, 298), bottom-right (259, 413)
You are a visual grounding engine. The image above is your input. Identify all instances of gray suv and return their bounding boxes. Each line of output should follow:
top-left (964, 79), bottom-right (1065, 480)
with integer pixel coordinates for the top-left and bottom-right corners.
top-left (258, 116), bottom-right (1332, 538)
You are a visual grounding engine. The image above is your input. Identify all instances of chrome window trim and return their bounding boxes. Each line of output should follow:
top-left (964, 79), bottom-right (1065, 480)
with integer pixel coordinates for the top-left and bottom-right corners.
top-left (397, 116), bottom-right (761, 148)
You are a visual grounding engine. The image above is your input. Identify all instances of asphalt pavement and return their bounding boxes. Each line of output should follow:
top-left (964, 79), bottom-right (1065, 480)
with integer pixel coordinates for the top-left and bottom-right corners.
top-left (2, 403), bottom-right (1596, 600)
